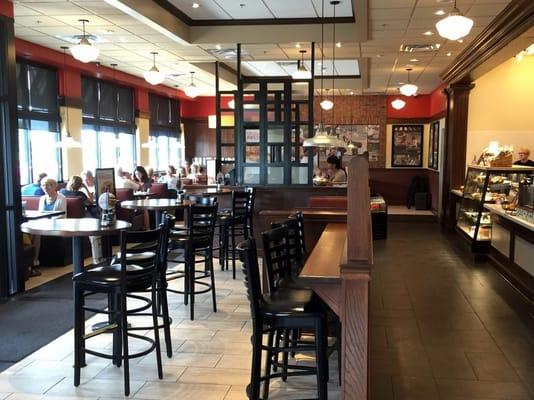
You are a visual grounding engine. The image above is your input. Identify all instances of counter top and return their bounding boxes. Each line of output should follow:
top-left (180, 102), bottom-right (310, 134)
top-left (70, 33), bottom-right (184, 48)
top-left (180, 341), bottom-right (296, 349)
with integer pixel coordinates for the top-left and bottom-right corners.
top-left (484, 204), bottom-right (534, 232)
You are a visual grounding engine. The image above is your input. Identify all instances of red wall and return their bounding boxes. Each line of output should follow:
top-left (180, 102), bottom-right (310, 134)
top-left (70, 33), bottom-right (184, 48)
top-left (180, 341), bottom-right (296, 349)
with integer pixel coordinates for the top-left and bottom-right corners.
top-left (0, 0), bottom-right (13, 18)
top-left (386, 84), bottom-right (447, 119)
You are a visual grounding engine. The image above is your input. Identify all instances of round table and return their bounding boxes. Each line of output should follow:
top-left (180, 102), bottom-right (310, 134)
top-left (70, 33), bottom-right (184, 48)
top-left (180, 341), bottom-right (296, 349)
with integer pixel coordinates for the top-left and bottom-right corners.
top-left (21, 218), bottom-right (131, 274)
top-left (120, 198), bottom-right (195, 226)
top-left (186, 187), bottom-right (233, 196)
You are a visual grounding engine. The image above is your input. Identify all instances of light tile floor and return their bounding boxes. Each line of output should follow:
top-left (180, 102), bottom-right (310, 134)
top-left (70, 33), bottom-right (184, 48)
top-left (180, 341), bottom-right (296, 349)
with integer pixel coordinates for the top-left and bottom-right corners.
top-left (1, 264), bottom-right (339, 400)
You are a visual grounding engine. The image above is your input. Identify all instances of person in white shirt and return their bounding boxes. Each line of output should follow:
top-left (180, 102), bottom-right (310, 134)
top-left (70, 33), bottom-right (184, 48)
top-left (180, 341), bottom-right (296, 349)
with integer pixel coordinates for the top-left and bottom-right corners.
top-left (115, 167), bottom-right (138, 190)
top-left (31, 178), bottom-right (67, 276)
top-left (159, 165), bottom-right (179, 190)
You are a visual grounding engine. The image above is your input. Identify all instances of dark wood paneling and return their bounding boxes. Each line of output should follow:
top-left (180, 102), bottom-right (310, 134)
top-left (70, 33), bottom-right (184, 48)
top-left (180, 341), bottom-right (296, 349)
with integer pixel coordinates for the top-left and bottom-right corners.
top-left (182, 118), bottom-right (216, 161)
top-left (369, 168), bottom-right (429, 206)
top-left (428, 169), bottom-right (439, 211)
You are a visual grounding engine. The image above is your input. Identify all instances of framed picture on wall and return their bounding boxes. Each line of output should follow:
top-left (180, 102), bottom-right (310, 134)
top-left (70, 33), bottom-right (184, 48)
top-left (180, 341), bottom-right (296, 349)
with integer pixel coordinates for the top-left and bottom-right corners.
top-left (391, 124), bottom-right (424, 167)
top-left (428, 121), bottom-right (440, 170)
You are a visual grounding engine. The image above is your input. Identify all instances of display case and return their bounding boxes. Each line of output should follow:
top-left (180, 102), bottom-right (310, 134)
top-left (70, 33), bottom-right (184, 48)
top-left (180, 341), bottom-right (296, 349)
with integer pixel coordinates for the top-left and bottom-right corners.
top-left (456, 165), bottom-right (534, 253)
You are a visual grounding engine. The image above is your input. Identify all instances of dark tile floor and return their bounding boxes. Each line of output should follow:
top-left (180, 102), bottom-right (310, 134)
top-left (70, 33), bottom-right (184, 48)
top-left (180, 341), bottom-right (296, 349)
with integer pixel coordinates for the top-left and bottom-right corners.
top-left (369, 221), bottom-right (534, 400)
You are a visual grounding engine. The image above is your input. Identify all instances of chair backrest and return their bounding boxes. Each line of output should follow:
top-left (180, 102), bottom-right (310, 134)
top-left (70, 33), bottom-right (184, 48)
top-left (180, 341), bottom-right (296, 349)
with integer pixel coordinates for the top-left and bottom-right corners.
top-left (232, 190), bottom-right (250, 223)
top-left (237, 238), bottom-right (264, 322)
top-left (118, 226), bottom-right (163, 279)
top-left (167, 189), bottom-right (178, 199)
top-left (150, 183), bottom-right (168, 199)
top-left (261, 225), bottom-right (291, 293)
top-left (65, 197), bottom-right (84, 218)
top-left (159, 212), bottom-right (174, 273)
top-left (294, 211), bottom-right (306, 259)
top-left (186, 194), bottom-right (217, 206)
top-left (270, 216), bottom-right (304, 275)
top-left (185, 204), bottom-right (218, 247)
top-left (244, 187), bottom-right (256, 230)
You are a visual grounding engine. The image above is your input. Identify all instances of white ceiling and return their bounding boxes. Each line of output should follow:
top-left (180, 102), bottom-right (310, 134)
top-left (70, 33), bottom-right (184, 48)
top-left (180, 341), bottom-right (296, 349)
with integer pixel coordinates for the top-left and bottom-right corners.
top-left (166, 0), bottom-right (354, 20)
top-left (12, 0), bottom-right (513, 96)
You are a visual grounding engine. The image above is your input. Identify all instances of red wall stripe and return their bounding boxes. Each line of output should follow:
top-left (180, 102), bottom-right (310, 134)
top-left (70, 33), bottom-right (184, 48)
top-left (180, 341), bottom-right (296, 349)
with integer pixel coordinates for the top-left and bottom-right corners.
top-left (0, 0), bottom-right (13, 19)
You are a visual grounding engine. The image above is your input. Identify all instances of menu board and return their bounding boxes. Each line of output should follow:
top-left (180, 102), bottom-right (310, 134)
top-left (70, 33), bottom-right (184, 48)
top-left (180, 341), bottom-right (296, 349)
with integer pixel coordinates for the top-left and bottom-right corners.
top-left (391, 124), bottom-right (424, 167)
top-left (95, 168), bottom-right (116, 198)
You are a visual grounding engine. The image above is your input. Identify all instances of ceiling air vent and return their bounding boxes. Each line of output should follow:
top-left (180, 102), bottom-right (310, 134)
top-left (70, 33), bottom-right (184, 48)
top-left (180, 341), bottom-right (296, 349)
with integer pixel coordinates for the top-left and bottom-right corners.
top-left (277, 61), bottom-right (297, 67)
top-left (400, 44), bottom-right (440, 53)
top-left (205, 48), bottom-right (249, 59)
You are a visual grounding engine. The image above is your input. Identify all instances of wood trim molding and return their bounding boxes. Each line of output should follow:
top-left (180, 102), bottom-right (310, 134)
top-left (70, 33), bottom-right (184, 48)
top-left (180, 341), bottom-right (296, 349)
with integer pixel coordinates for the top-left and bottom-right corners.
top-left (441, 0), bottom-right (534, 84)
top-left (59, 96), bottom-right (82, 108)
top-left (135, 110), bottom-right (150, 119)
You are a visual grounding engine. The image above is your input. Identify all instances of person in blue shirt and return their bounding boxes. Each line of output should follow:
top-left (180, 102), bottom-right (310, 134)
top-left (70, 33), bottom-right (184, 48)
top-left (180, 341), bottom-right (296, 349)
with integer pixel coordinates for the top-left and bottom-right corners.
top-left (21, 172), bottom-right (47, 196)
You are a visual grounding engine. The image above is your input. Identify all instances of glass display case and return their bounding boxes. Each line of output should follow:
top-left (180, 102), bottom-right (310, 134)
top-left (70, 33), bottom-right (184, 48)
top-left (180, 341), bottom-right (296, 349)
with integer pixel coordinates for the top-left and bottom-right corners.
top-left (457, 165), bottom-right (534, 251)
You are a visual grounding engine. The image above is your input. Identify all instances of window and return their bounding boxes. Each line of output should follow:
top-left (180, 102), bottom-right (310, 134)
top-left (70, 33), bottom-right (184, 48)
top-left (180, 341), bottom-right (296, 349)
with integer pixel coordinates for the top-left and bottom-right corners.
top-left (81, 77), bottom-right (136, 171)
top-left (149, 94), bottom-right (183, 171)
top-left (16, 62), bottom-right (61, 184)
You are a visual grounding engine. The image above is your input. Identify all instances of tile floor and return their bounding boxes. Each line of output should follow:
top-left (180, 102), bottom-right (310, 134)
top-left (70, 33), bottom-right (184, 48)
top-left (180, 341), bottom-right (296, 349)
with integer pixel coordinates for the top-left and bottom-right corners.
top-left (1, 221), bottom-right (533, 400)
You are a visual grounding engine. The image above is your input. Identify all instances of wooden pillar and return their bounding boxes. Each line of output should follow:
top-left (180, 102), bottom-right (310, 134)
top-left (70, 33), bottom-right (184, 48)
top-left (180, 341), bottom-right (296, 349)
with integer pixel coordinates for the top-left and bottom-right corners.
top-left (441, 83), bottom-right (474, 230)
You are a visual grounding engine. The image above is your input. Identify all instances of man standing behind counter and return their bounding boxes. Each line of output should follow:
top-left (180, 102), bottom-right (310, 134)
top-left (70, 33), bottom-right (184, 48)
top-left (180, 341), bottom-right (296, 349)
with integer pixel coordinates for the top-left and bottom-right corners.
top-left (513, 148), bottom-right (534, 167)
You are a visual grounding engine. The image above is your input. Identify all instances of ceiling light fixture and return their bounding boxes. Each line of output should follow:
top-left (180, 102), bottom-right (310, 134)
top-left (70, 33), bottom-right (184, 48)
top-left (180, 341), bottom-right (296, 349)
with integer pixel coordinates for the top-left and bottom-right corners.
top-left (399, 68), bottom-right (418, 96)
top-left (70, 19), bottom-right (99, 63)
top-left (446, 52), bottom-right (452, 56)
top-left (144, 52), bottom-right (165, 85)
top-left (336, 42), bottom-right (342, 48)
top-left (434, 9), bottom-right (445, 16)
top-left (436, 0), bottom-right (473, 41)
top-left (184, 71), bottom-right (200, 98)
top-left (391, 98), bottom-right (406, 110)
top-left (192, 3), bottom-right (200, 8)
top-left (320, 0), bottom-right (340, 111)
top-left (293, 49), bottom-right (312, 80)
top-left (303, 0), bottom-right (344, 149)
top-left (410, 58), bottom-right (419, 62)
top-left (320, 89), bottom-right (334, 110)
top-left (111, 63), bottom-right (122, 148)
top-left (57, 46), bottom-right (82, 148)
top-left (423, 31), bottom-right (434, 36)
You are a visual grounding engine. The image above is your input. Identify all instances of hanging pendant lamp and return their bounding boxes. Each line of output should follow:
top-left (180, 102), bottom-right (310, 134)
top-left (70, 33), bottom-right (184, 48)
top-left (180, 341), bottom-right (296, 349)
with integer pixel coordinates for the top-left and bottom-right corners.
top-left (110, 64), bottom-right (122, 148)
top-left (293, 49), bottom-right (312, 80)
top-left (57, 46), bottom-right (82, 149)
top-left (70, 19), bottom-right (99, 63)
top-left (320, 89), bottom-right (334, 111)
top-left (144, 52), bottom-right (165, 85)
top-left (391, 98), bottom-right (406, 110)
top-left (436, 0), bottom-right (473, 41)
top-left (184, 71), bottom-right (200, 98)
top-left (399, 68), bottom-right (418, 96)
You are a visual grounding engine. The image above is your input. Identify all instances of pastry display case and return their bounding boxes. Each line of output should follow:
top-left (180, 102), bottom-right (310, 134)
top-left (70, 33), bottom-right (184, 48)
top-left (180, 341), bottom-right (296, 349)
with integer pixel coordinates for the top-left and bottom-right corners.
top-left (456, 165), bottom-right (534, 252)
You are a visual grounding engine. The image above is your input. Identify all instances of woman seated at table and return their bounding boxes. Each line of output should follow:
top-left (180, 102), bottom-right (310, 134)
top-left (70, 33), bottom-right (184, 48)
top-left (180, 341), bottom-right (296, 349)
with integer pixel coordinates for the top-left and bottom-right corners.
top-left (326, 155), bottom-right (347, 184)
top-left (159, 165), bottom-right (179, 190)
top-left (31, 178), bottom-right (67, 276)
top-left (133, 166), bottom-right (152, 192)
top-left (60, 175), bottom-right (94, 205)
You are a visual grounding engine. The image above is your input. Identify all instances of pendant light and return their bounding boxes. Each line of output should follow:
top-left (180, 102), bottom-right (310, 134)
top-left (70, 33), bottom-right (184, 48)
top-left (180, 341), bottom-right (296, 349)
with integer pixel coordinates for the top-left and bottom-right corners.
top-left (57, 47), bottom-right (82, 148)
top-left (436, 0), bottom-right (473, 41)
top-left (320, 1), bottom-right (339, 111)
top-left (391, 98), bottom-right (406, 110)
top-left (184, 71), bottom-right (200, 98)
top-left (110, 63), bottom-right (122, 148)
top-left (399, 68), bottom-right (418, 96)
top-left (303, 0), bottom-right (343, 148)
top-left (70, 19), bottom-right (100, 63)
top-left (293, 50), bottom-right (312, 80)
top-left (144, 52), bottom-right (165, 85)
top-left (320, 89), bottom-right (334, 111)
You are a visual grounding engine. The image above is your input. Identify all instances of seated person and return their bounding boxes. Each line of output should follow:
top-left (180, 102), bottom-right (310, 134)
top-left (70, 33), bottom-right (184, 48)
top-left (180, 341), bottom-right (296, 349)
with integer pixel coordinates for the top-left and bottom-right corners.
top-left (159, 165), bottom-right (179, 190)
top-left (187, 163), bottom-right (202, 183)
top-left (21, 172), bottom-right (47, 196)
top-left (513, 147), bottom-right (534, 167)
top-left (31, 178), bottom-right (67, 276)
top-left (133, 166), bottom-right (152, 192)
top-left (60, 175), bottom-right (94, 205)
top-left (116, 167), bottom-right (139, 190)
top-left (80, 170), bottom-right (95, 199)
top-left (326, 155), bottom-right (347, 184)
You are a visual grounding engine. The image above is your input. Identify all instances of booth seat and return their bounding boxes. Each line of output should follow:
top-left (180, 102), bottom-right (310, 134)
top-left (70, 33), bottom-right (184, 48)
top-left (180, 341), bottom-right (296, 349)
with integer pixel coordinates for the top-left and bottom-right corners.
top-left (149, 183), bottom-right (167, 199)
top-left (22, 196), bottom-right (90, 266)
top-left (307, 195), bottom-right (388, 240)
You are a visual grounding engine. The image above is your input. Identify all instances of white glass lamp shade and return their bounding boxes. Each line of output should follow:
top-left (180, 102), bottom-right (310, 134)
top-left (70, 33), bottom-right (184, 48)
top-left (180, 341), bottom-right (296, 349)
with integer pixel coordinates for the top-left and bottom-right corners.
top-left (184, 82), bottom-right (200, 98)
top-left (320, 99), bottom-right (334, 110)
top-left (70, 38), bottom-right (99, 63)
top-left (399, 83), bottom-right (418, 97)
top-left (144, 66), bottom-right (165, 85)
top-left (303, 126), bottom-right (346, 149)
top-left (436, 12), bottom-right (473, 41)
top-left (391, 98), bottom-right (406, 110)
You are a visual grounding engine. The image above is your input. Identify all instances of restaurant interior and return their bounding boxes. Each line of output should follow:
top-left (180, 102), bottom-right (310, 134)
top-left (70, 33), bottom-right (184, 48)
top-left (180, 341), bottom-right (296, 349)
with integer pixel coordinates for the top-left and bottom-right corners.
top-left (0, 0), bottom-right (533, 399)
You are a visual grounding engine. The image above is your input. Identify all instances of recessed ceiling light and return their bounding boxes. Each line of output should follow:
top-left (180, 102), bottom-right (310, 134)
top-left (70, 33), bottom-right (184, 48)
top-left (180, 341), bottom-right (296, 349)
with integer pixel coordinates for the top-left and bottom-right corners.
top-left (446, 52), bottom-right (452, 56)
top-left (434, 9), bottom-right (445, 16)
top-left (435, 43), bottom-right (441, 48)
top-left (216, 44), bottom-right (221, 50)
top-left (336, 42), bottom-right (342, 48)
top-left (192, 2), bottom-right (199, 8)
top-left (409, 58), bottom-right (419, 62)
top-left (350, 91), bottom-right (354, 95)
top-left (376, 54), bottom-right (383, 58)
top-left (423, 31), bottom-right (434, 36)
top-left (296, 42), bottom-right (301, 48)
top-left (458, 39), bottom-right (464, 43)
top-left (398, 82), bottom-right (405, 85)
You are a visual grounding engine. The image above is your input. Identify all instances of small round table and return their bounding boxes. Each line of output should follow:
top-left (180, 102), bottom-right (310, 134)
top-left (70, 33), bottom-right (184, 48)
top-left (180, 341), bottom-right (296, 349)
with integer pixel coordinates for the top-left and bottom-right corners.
top-left (20, 218), bottom-right (131, 274)
top-left (120, 198), bottom-right (195, 226)
top-left (186, 187), bottom-right (233, 196)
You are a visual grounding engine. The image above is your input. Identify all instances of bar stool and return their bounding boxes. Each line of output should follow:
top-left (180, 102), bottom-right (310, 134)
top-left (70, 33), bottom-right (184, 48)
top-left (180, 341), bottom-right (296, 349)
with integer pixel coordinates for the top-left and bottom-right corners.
top-left (73, 227), bottom-right (165, 396)
top-left (166, 204), bottom-right (218, 320)
top-left (237, 238), bottom-right (328, 400)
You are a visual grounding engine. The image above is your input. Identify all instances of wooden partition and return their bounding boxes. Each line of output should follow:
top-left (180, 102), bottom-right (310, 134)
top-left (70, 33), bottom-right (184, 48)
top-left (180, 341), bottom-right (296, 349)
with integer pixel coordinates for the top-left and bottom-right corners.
top-left (299, 155), bottom-right (373, 399)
